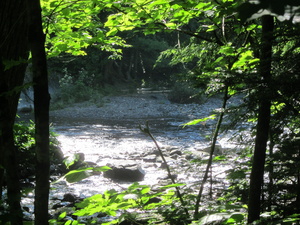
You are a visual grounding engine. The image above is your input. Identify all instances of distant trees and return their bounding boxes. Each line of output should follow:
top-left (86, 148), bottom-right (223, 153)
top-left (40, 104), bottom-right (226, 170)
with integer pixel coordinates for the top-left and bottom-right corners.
top-left (48, 34), bottom-right (174, 88)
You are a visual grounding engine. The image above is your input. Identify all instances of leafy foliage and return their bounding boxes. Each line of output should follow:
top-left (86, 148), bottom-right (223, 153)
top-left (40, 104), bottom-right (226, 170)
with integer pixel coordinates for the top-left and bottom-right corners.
top-left (49, 182), bottom-right (188, 225)
top-left (42, 0), bottom-right (129, 57)
top-left (58, 68), bottom-right (96, 104)
top-left (13, 120), bottom-right (62, 179)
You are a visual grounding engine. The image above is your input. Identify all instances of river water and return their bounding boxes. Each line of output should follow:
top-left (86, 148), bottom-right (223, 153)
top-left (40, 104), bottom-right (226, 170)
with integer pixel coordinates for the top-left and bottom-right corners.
top-left (19, 92), bottom-right (245, 220)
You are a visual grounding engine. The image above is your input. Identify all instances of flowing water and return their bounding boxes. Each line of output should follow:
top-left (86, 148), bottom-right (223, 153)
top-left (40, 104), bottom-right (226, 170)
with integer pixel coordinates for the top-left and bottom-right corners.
top-left (18, 93), bottom-right (245, 220)
top-left (46, 117), bottom-right (236, 202)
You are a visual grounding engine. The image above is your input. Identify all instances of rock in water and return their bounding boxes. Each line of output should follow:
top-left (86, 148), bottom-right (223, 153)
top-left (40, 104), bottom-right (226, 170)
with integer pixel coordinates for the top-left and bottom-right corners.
top-left (104, 162), bottom-right (145, 182)
top-left (18, 105), bottom-right (33, 113)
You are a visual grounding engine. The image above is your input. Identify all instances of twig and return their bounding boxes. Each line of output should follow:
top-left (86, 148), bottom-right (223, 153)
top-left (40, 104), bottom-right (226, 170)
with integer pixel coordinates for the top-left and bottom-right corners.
top-left (139, 121), bottom-right (190, 218)
top-left (193, 86), bottom-right (230, 218)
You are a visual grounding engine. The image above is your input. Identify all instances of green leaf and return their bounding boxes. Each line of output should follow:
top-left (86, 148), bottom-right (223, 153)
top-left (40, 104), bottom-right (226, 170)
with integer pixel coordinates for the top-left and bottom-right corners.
top-left (219, 45), bottom-right (236, 56)
top-left (195, 2), bottom-right (211, 10)
top-left (117, 202), bottom-right (133, 209)
top-left (141, 196), bottom-right (150, 204)
top-left (62, 8), bottom-right (70, 16)
top-left (64, 221), bottom-right (72, 225)
top-left (232, 49), bottom-right (258, 70)
top-left (141, 187), bottom-right (151, 194)
top-left (160, 183), bottom-right (185, 189)
top-left (227, 170), bottom-right (246, 180)
top-left (93, 166), bottom-right (111, 172)
top-left (3, 58), bottom-right (28, 70)
top-left (213, 155), bottom-right (227, 161)
top-left (181, 114), bottom-right (216, 128)
top-left (214, 56), bottom-right (224, 64)
top-left (106, 27), bottom-right (118, 37)
top-left (50, 1), bottom-right (58, 8)
top-left (56, 43), bottom-right (68, 51)
top-left (283, 214), bottom-right (300, 222)
top-left (229, 213), bottom-right (244, 223)
top-left (63, 167), bottom-right (94, 183)
top-left (58, 211), bottom-right (67, 220)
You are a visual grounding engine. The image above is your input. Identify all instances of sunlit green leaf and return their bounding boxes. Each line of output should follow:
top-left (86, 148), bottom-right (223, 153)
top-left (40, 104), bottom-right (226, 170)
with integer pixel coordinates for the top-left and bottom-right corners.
top-left (181, 115), bottom-right (216, 128)
top-left (160, 183), bottom-right (185, 189)
top-left (213, 155), bottom-right (227, 161)
top-left (58, 211), bottom-right (67, 220)
top-left (63, 167), bottom-right (94, 183)
top-left (93, 166), bottom-right (112, 172)
top-left (64, 220), bottom-right (72, 225)
top-left (141, 187), bottom-right (151, 194)
top-left (219, 45), bottom-right (236, 56)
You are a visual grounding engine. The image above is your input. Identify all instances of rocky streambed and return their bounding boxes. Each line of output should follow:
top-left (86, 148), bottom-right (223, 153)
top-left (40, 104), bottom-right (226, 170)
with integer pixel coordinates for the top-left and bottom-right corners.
top-left (21, 92), bottom-right (247, 222)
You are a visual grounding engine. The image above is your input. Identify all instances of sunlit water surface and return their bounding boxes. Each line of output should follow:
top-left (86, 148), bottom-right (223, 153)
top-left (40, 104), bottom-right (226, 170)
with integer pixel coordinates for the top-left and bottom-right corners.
top-left (18, 96), bottom-right (247, 220)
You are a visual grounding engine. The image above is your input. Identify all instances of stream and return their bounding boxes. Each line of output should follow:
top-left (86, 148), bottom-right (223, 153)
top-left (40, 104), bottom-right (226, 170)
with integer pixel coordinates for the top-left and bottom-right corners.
top-left (19, 92), bottom-right (246, 221)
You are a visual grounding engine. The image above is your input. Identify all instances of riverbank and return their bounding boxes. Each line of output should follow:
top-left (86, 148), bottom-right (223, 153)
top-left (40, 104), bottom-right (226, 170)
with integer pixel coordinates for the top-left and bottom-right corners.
top-left (50, 92), bottom-right (227, 121)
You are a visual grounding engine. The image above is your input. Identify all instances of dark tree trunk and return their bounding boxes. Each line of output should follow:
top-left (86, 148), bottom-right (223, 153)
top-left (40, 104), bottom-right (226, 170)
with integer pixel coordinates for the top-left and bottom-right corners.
top-left (297, 170), bottom-right (300, 210)
top-left (267, 134), bottom-right (275, 211)
top-left (27, 1), bottom-right (51, 224)
top-left (248, 15), bottom-right (274, 223)
top-left (0, 1), bottom-right (29, 224)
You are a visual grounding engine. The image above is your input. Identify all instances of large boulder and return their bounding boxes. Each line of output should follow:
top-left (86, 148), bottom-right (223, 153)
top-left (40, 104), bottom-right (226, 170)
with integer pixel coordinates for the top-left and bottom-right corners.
top-left (104, 161), bottom-right (145, 182)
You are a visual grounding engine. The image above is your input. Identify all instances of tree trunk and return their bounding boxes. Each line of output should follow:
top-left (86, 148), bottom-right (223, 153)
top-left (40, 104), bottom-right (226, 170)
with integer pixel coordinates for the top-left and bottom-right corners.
top-left (267, 133), bottom-right (275, 211)
top-left (27, 1), bottom-right (51, 224)
top-left (248, 15), bottom-right (274, 223)
top-left (0, 1), bottom-right (29, 224)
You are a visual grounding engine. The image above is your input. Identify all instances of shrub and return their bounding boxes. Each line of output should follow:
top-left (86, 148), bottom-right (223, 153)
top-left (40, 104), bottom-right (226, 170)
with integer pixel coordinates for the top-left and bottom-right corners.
top-left (59, 68), bottom-right (94, 104)
top-left (168, 82), bottom-right (204, 104)
top-left (14, 120), bottom-right (63, 180)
